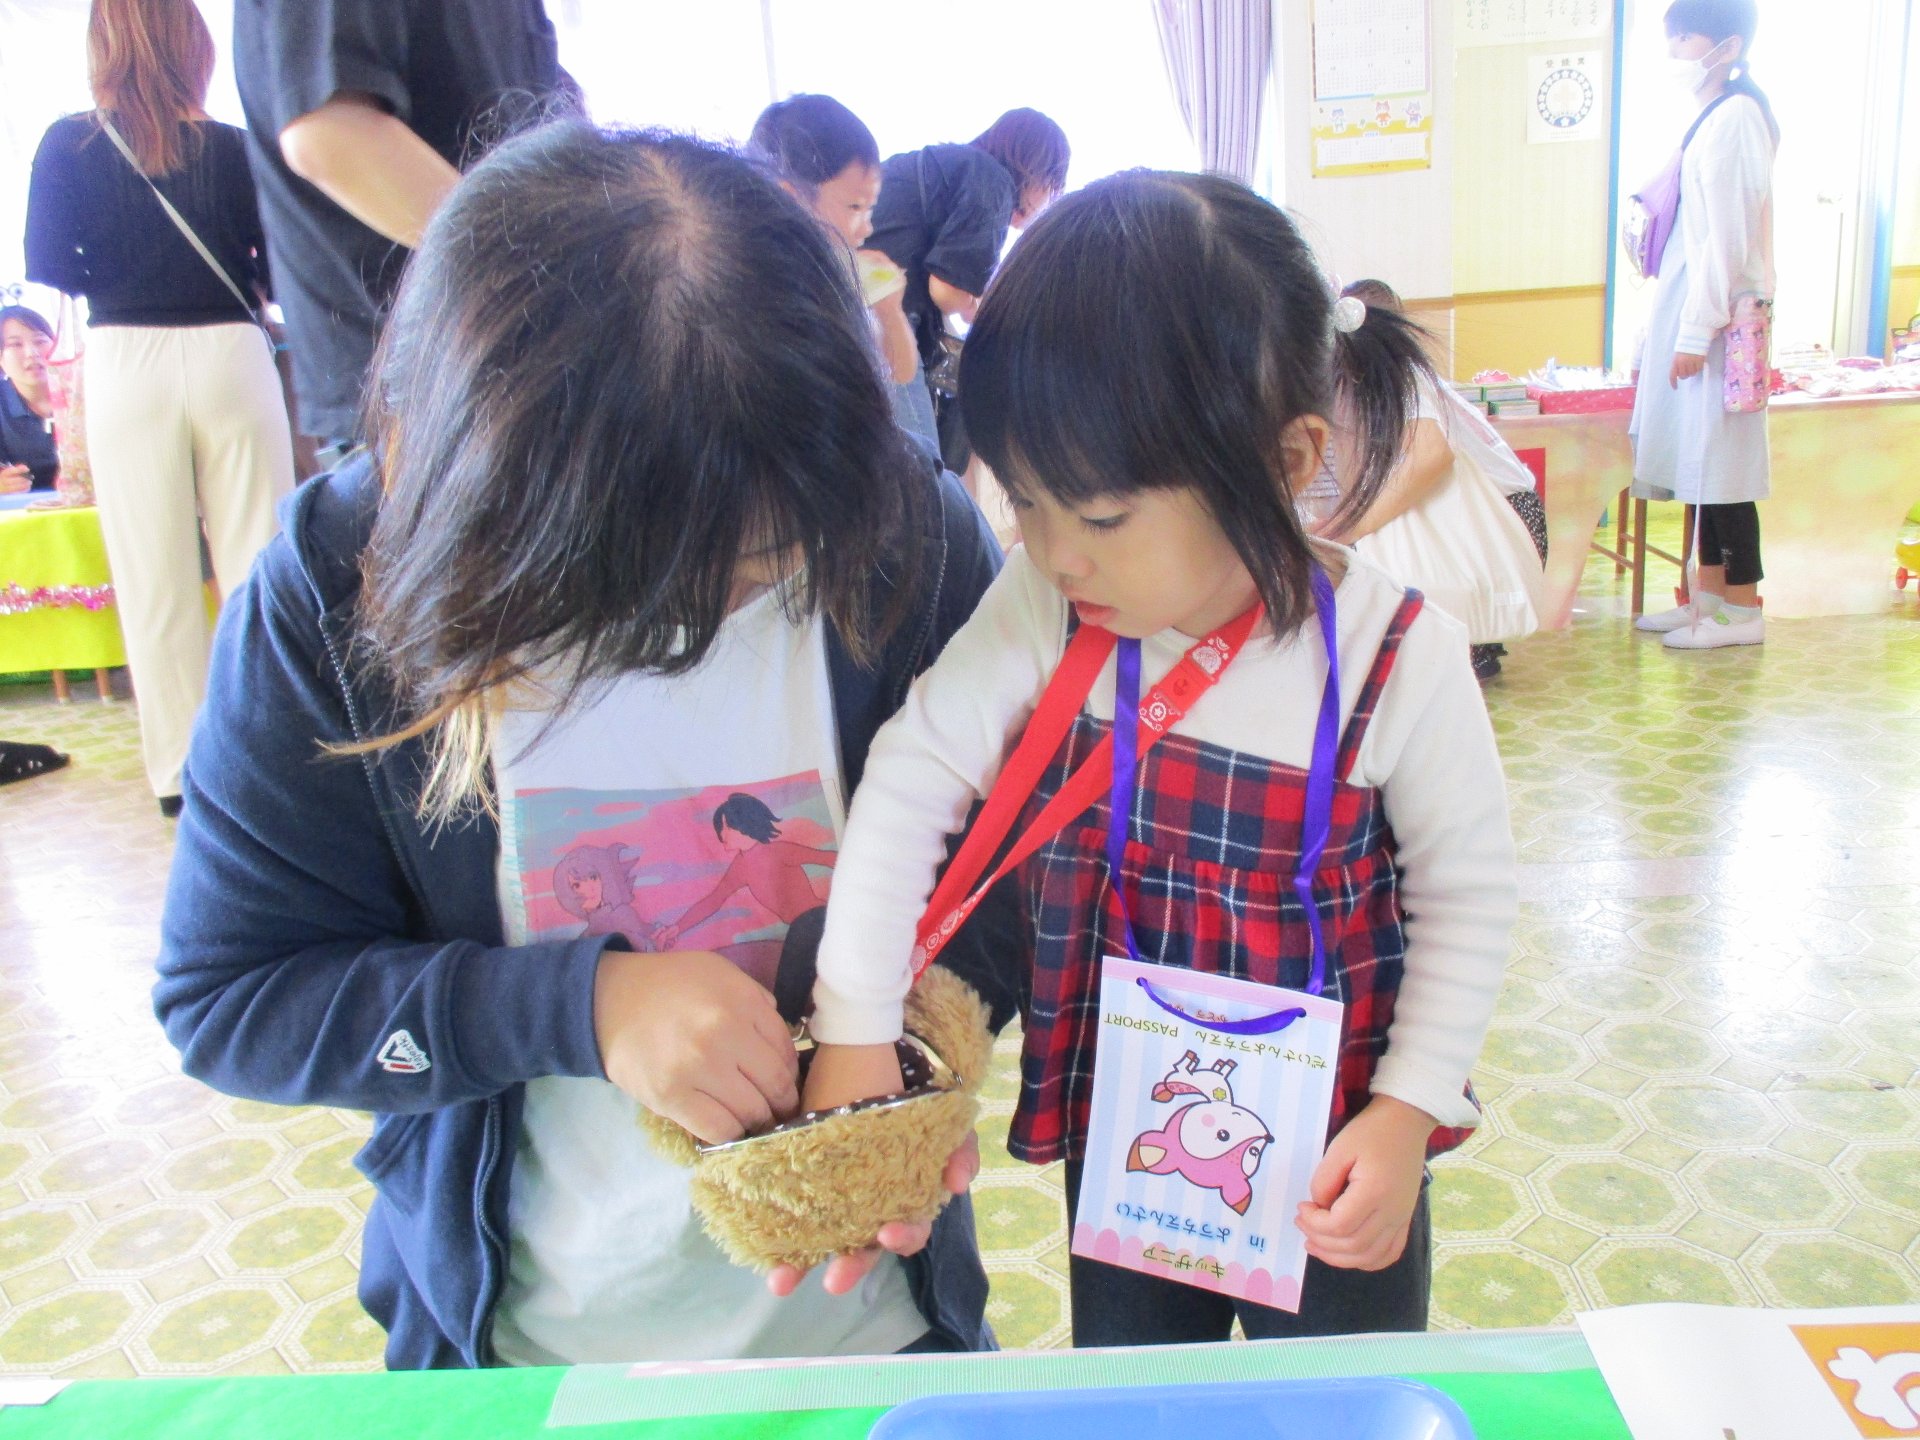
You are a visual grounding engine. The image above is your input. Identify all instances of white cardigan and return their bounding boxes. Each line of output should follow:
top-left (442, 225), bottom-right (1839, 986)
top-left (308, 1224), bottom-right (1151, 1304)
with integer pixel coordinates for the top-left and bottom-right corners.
top-left (811, 546), bottom-right (1517, 1131)
top-left (1674, 92), bottom-right (1776, 358)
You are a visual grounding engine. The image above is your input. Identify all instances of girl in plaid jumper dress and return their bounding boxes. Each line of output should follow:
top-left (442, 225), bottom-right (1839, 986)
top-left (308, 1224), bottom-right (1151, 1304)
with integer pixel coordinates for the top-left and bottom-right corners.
top-left (805, 172), bottom-right (1517, 1346)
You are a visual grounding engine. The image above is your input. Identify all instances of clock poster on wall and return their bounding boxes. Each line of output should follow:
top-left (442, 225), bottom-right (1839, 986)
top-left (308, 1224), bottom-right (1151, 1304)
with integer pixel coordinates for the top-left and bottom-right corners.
top-left (1527, 51), bottom-right (1603, 144)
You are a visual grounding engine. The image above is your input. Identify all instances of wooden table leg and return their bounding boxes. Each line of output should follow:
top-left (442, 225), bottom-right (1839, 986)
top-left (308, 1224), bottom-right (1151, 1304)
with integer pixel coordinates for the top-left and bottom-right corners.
top-left (1615, 487), bottom-right (1629, 576)
top-left (94, 668), bottom-right (113, 702)
top-left (1678, 505), bottom-right (1697, 605)
top-left (1631, 498), bottom-right (1649, 616)
top-left (50, 670), bottom-right (71, 703)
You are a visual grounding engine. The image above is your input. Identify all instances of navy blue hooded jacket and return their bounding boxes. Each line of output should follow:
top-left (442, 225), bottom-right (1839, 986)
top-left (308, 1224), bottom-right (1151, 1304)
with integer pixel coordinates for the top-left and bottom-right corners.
top-left (153, 453), bottom-right (1020, 1368)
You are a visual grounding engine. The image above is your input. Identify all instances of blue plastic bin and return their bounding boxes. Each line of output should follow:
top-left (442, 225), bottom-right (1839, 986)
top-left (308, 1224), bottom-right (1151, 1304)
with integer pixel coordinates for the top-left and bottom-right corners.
top-left (868, 1376), bottom-right (1475, 1439)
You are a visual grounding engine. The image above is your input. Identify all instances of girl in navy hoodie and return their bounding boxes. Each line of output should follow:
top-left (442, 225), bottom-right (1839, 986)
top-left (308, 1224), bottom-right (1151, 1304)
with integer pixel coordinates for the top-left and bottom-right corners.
top-left (154, 122), bottom-right (1014, 1369)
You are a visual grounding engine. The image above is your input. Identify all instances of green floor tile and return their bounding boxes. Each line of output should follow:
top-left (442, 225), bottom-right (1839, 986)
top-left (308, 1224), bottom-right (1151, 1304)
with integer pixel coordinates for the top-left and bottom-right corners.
top-left (4, 545), bottom-right (1920, 1371)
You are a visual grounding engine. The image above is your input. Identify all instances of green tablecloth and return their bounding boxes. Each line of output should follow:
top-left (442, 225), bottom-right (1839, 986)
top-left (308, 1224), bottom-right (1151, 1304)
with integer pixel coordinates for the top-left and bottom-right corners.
top-left (0, 1337), bottom-right (1631, 1440)
top-left (0, 503), bottom-right (125, 674)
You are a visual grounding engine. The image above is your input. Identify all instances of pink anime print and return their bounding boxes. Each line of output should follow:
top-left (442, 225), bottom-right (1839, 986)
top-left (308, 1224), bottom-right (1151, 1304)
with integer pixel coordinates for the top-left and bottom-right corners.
top-left (550, 843), bottom-right (658, 951)
top-left (506, 773), bottom-right (837, 1016)
top-left (1126, 1050), bottom-right (1275, 1216)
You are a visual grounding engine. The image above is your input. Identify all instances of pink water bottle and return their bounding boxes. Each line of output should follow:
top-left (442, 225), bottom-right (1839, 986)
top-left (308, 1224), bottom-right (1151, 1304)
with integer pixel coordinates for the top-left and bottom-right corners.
top-left (1722, 293), bottom-right (1773, 414)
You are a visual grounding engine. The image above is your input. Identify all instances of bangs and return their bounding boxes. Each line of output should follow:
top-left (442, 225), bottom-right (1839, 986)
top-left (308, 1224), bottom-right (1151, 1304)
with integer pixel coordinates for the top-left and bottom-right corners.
top-left (963, 172), bottom-right (1285, 510)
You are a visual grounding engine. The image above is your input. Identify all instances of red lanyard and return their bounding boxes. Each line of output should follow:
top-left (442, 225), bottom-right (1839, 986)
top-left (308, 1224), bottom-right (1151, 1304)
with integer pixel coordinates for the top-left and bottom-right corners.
top-left (910, 605), bottom-right (1264, 979)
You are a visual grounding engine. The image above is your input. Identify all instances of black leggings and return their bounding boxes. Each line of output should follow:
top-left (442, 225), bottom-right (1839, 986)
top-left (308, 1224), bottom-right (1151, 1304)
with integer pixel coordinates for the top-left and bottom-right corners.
top-left (1695, 502), bottom-right (1763, 586)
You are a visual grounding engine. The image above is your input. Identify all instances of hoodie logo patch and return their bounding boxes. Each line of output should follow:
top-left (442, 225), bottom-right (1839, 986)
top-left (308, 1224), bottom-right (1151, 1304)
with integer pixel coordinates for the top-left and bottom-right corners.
top-left (377, 1030), bottom-right (431, 1075)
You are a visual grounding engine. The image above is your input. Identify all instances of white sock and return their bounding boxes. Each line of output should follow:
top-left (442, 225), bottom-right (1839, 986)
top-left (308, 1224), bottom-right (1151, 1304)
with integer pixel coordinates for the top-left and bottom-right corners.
top-left (1720, 601), bottom-right (1761, 622)
top-left (1692, 591), bottom-right (1725, 616)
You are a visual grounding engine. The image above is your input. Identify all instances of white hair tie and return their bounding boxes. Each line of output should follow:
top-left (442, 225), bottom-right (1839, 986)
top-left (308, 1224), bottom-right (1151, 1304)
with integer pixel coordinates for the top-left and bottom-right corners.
top-left (1331, 295), bottom-right (1367, 334)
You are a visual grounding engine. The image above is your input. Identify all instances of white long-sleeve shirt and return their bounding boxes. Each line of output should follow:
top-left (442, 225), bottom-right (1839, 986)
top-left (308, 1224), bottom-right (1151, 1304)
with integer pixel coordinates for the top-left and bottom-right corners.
top-left (1674, 92), bottom-right (1776, 357)
top-left (812, 545), bottom-right (1517, 1130)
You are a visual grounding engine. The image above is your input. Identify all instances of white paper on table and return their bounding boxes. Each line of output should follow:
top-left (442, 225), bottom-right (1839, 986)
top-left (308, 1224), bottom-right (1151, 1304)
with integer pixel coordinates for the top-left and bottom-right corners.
top-left (0, 1377), bottom-right (70, 1408)
top-left (1578, 1303), bottom-right (1920, 1440)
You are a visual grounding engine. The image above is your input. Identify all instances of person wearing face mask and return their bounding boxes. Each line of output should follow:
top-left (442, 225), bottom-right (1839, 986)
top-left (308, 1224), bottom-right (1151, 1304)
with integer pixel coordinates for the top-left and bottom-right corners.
top-left (1628, 0), bottom-right (1779, 650)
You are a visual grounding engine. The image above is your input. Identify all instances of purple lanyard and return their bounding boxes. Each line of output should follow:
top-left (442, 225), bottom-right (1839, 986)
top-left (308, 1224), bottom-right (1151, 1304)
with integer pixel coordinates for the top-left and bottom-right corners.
top-left (1108, 568), bottom-right (1341, 1014)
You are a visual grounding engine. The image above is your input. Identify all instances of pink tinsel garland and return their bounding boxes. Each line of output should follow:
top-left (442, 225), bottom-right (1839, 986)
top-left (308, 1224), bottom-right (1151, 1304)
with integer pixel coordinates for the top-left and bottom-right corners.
top-left (0, 582), bottom-right (117, 617)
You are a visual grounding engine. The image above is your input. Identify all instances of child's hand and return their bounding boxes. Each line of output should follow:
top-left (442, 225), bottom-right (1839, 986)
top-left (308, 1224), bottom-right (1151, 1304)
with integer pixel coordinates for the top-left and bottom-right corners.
top-left (765, 1132), bottom-right (981, 1298)
top-left (0, 464), bottom-right (30, 494)
top-left (593, 949), bottom-right (798, 1144)
top-left (1295, 1094), bottom-right (1433, 1271)
top-left (1669, 352), bottom-right (1707, 387)
top-left (799, 1040), bottom-right (904, 1116)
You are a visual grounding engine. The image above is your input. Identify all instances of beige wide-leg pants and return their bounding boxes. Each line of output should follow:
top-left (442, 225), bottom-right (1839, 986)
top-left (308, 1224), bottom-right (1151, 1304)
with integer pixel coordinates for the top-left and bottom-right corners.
top-left (84, 323), bottom-right (293, 799)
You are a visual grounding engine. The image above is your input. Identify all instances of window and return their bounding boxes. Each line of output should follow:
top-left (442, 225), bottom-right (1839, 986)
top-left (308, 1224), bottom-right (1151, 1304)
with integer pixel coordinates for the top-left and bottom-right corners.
top-left (555, 1), bottom-right (1196, 185)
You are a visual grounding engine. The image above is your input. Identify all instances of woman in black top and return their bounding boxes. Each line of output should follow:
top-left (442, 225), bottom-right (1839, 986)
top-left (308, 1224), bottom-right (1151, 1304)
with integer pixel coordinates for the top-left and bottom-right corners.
top-left (867, 108), bottom-right (1069, 470)
top-left (0, 306), bottom-right (61, 493)
top-left (25, 0), bottom-right (293, 816)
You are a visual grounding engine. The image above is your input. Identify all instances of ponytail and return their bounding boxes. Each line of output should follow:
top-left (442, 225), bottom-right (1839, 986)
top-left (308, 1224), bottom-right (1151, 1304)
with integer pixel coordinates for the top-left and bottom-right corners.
top-left (1725, 66), bottom-right (1780, 144)
top-left (1325, 280), bottom-right (1442, 535)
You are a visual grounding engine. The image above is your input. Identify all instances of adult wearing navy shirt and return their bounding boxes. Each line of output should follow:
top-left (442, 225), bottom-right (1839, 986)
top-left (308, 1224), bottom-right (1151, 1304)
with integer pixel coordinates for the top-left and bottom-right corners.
top-left (233, 0), bottom-right (569, 453)
top-left (0, 307), bottom-right (60, 493)
top-left (867, 109), bottom-right (1068, 471)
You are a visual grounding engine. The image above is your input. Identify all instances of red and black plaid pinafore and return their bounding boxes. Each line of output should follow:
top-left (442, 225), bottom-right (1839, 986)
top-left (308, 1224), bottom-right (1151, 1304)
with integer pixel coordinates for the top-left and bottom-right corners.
top-left (1004, 590), bottom-right (1476, 1166)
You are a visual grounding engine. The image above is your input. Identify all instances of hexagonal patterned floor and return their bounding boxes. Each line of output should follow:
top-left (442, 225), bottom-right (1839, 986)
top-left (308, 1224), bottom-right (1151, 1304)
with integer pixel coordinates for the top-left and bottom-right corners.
top-left (2, 528), bottom-right (1916, 1373)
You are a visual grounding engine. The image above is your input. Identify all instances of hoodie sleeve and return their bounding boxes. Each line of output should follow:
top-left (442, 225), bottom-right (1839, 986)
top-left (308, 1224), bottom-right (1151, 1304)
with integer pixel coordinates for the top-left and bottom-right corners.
top-left (153, 508), bottom-right (610, 1115)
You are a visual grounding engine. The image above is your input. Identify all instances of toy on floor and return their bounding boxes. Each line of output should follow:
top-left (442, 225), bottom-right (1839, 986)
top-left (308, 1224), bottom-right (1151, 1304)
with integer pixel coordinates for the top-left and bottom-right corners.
top-left (1898, 502), bottom-right (1920, 590)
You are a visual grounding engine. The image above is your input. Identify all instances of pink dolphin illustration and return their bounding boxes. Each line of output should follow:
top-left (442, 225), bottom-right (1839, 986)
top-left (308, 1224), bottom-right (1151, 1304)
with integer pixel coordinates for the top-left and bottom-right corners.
top-left (1128, 1051), bottom-right (1273, 1215)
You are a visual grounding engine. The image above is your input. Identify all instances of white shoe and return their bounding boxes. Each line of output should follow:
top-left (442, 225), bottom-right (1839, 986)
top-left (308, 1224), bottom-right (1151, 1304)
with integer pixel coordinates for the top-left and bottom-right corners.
top-left (1635, 600), bottom-right (1709, 633)
top-left (1662, 611), bottom-right (1764, 649)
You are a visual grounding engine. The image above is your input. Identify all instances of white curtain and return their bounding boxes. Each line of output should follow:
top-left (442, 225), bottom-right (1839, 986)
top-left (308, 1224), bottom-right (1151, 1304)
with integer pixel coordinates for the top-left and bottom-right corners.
top-left (1151, 0), bottom-right (1273, 185)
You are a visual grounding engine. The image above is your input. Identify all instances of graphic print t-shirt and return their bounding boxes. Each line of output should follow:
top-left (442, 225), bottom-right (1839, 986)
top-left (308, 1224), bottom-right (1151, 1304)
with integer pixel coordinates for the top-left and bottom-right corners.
top-left (488, 590), bottom-right (926, 1365)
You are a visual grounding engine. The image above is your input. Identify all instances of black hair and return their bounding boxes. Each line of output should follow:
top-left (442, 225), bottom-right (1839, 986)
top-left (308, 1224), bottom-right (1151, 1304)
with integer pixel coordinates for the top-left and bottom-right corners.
top-left (354, 122), bottom-right (921, 809)
top-left (0, 305), bottom-right (55, 342)
top-left (748, 93), bottom-right (880, 195)
top-left (713, 793), bottom-right (781, 843)
top-left (1664, 0), bottom-right (1780, 141)
top-left (971, 108), bottom-right (1071, 200)
top-left (1334, 277), bottom-right (1444, 476)
top-left (961, 170), bottom-right (1416, 638)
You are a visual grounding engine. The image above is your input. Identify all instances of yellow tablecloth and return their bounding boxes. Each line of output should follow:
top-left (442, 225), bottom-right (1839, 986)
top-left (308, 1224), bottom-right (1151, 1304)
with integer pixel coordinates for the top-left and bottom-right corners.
top-left (0, 503), bottom-right (127, 674)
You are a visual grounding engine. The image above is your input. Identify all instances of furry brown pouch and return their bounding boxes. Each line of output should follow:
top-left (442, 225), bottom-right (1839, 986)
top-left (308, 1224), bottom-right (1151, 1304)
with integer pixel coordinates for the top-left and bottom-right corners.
top-left (637, 965), bottom-right (994, 1271)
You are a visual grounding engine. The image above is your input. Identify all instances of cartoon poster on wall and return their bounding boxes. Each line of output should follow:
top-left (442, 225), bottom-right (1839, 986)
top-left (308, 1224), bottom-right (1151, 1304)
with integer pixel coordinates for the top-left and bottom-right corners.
top-left (503, 771), bottom-right (837, 1014)
top-left (1309, 0), bottom-right (1434, 177)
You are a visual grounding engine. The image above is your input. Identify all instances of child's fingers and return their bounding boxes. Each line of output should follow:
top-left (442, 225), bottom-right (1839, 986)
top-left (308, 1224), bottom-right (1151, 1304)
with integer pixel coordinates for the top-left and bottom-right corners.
top-left (697, 1067), bottom-right (776, 1138)
top-left (735, 1029), bottom-right (799, 1116)
top-left (744, 1006), bottom-right (800, 1091)
top-left (943, 1133), bottom-right (982, 1195)
top-left (772, 1222), bottom-right (937, 1301)
top-left (876, 1219), bottom-right (935, 1257)
top-left (822, 1247), bottom-right (885, 1295)
top-left (1298, 1178), bottom-right (1372, 1241)
top-left (674, 1091), bottom-right (749, 1146)
top-left (1304, 1223), bottom-right (1408, 1272)
top-left (1307, 1145), bottom-right (1356, 1210)
top-left (766, 1263), bottom-right (807, 1297)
